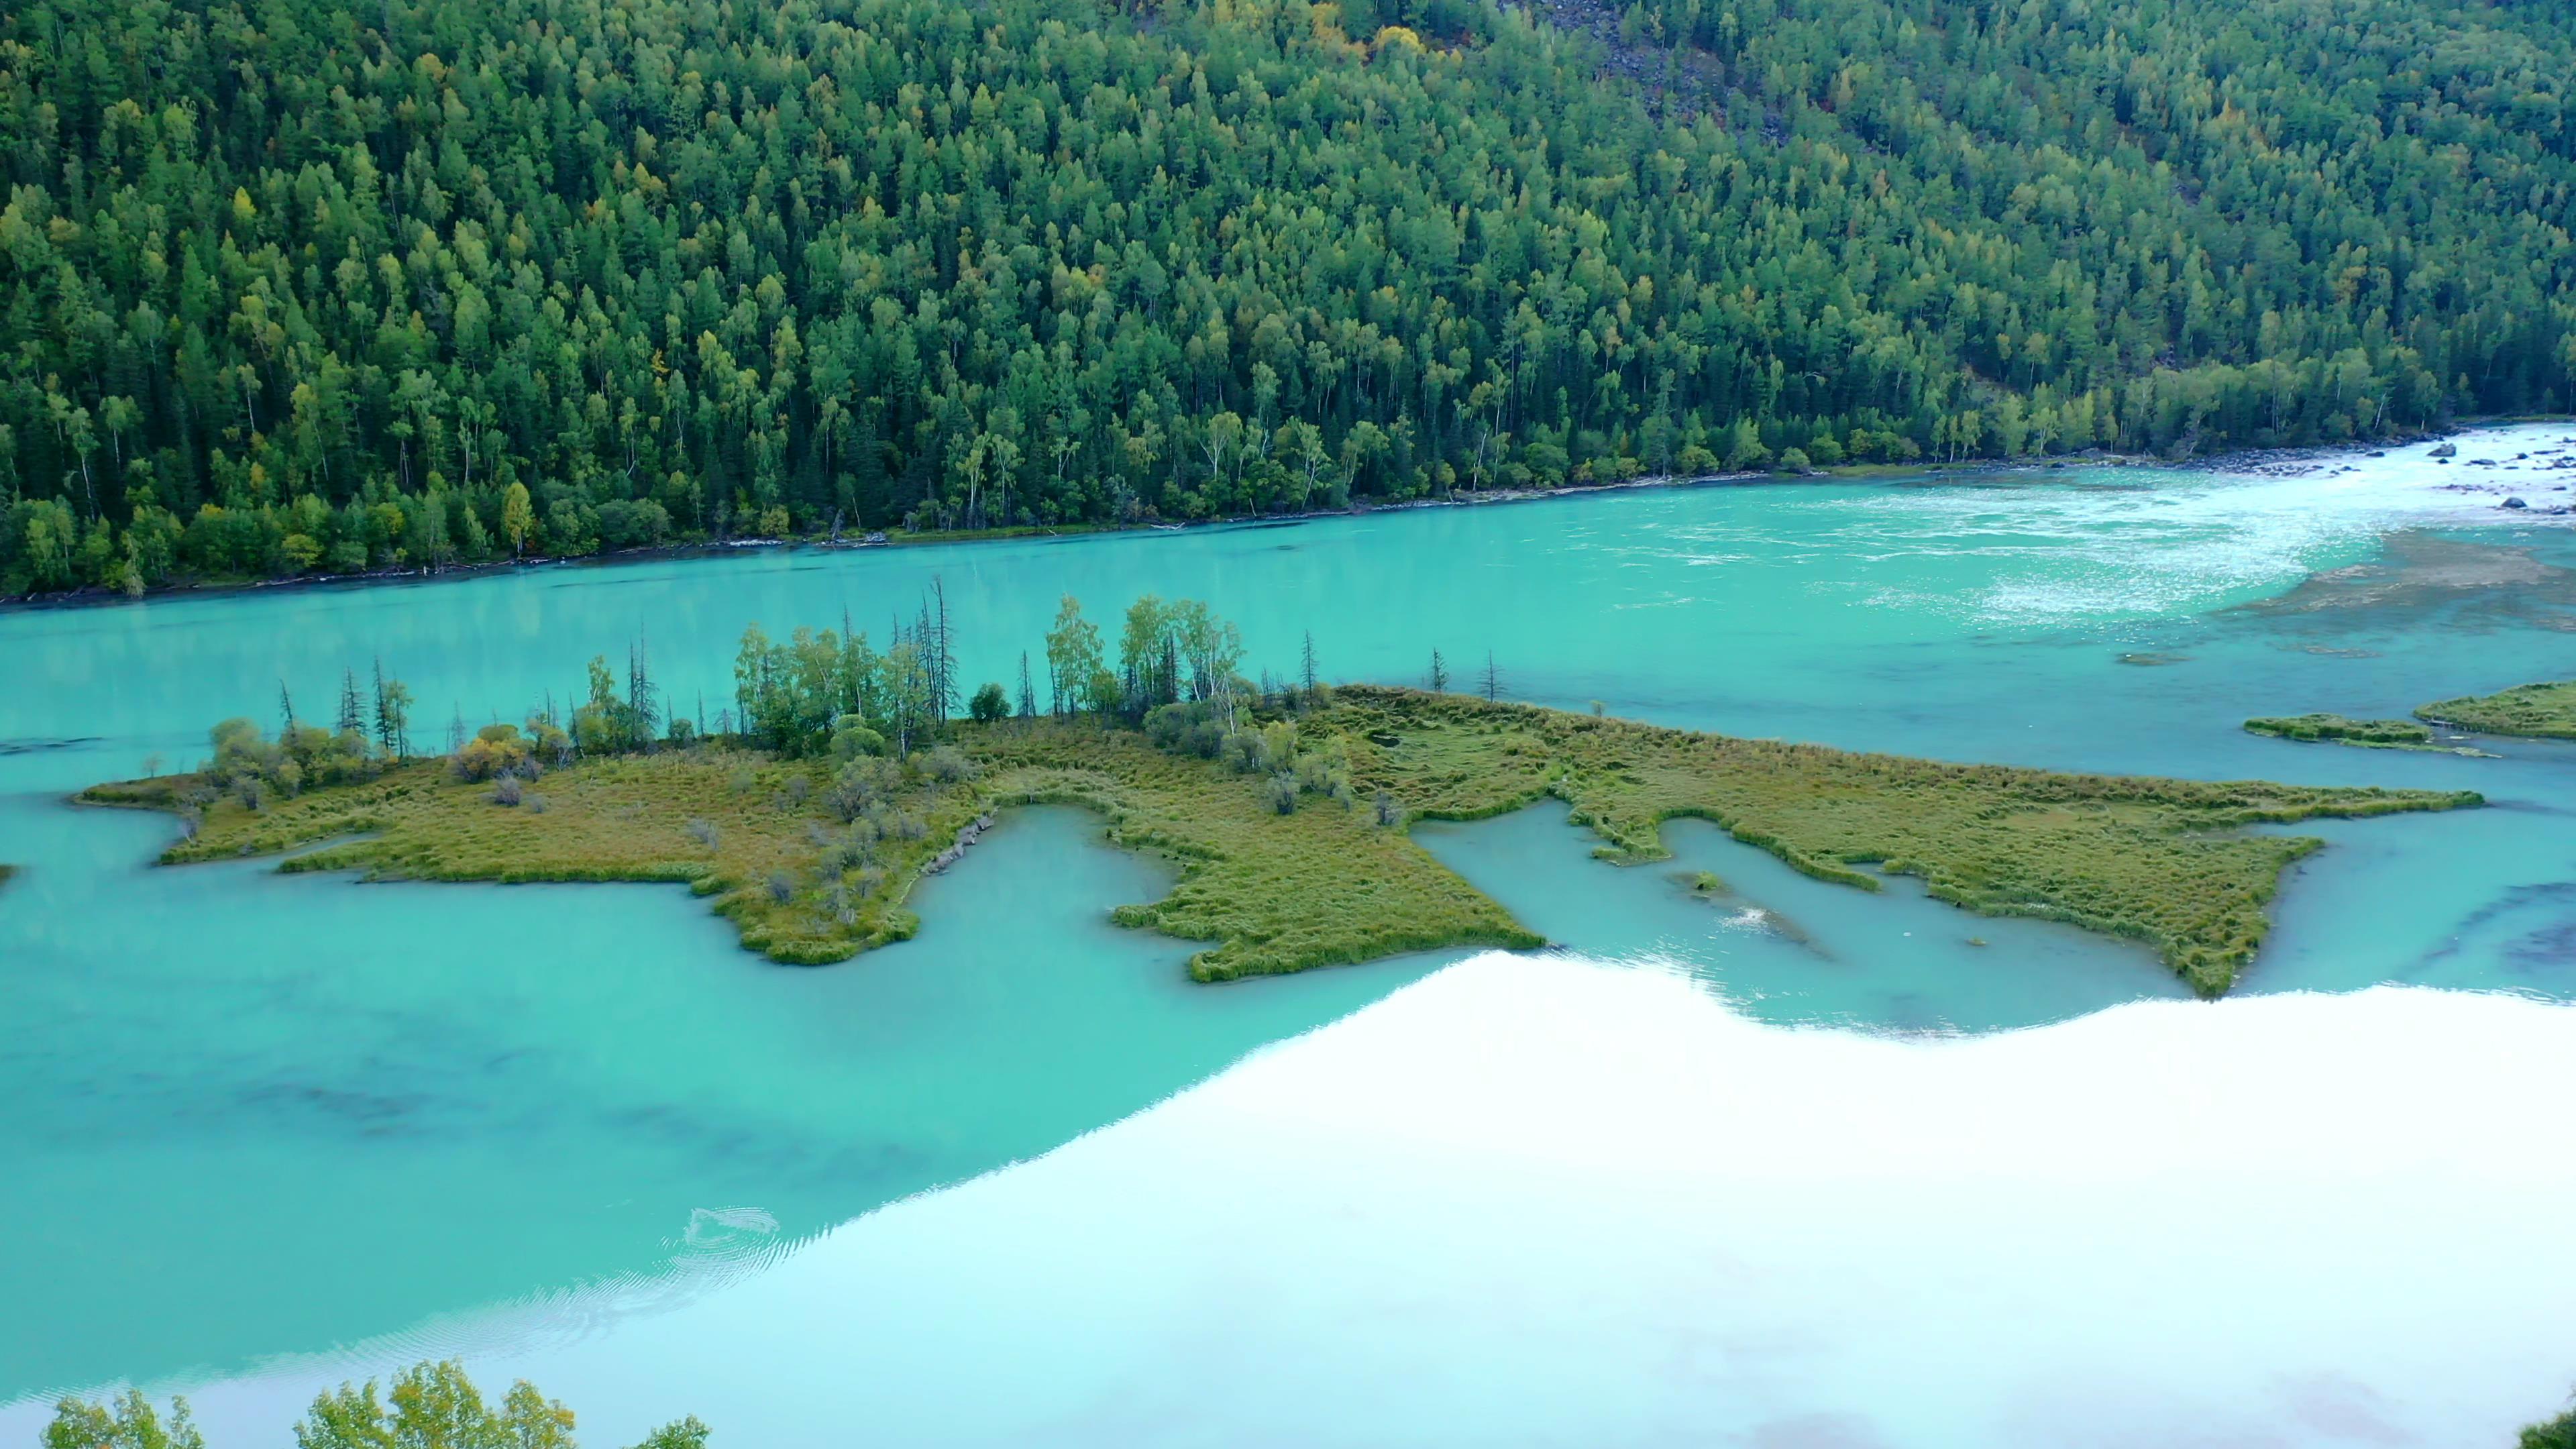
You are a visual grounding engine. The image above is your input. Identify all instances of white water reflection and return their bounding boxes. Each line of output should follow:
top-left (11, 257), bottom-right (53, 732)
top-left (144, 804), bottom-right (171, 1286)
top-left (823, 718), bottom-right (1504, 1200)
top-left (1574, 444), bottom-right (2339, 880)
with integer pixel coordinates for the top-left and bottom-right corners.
top-left (45, 952), bottom-right (2573, 1449)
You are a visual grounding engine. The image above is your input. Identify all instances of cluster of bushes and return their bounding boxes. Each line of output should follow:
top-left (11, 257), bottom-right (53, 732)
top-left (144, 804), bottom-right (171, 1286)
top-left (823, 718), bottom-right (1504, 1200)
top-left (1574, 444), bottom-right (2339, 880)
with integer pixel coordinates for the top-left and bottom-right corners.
top-left (189, 716), bottom-right (385, 824)
top-left (1144, 700), bottom-right (1234, 759)
top-left (732, 610), bottom-right (954, 762)
top-left (449, 720), bottom-right (576, 808)
top-left (39, 1359), bottom-right (706, 1449)
top-left (826, 745), bottom-right (973, 820)
top-left (1146, 703), bottom-right (1353, 813)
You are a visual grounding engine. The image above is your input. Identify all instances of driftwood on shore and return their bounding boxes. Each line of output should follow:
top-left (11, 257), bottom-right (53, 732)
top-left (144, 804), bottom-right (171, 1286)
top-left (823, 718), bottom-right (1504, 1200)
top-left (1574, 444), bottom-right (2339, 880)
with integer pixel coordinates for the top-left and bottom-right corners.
top-left (921, 812), bottom-right (996, 875)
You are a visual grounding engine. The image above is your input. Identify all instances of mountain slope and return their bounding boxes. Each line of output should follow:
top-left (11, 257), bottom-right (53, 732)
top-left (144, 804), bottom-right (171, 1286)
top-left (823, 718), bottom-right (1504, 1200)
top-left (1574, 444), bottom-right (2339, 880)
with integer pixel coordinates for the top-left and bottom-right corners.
top-left (1, 0), bottom-right (2571, 590)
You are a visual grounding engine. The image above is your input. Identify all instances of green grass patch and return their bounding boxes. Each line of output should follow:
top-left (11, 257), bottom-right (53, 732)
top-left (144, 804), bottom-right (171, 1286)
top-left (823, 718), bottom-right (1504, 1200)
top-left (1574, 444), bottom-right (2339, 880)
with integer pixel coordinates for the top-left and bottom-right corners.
top-left (2244, 714), bottom-right (2440, 749)
top-left (1332, 689), bottom-right (2477, 996)
top-left (2244, 712), bottom-right (2498, 757)
top-left (966, 732), bottom-right (1542, 981)
top-left (79, 753), bottom-right (973, 965)
top-left (2245, 713), bottom-right (2434, 748)
top-left (2416, 680), bottom-right (2576, 739)
top-left (78, 690), bottom-right (2479, 996)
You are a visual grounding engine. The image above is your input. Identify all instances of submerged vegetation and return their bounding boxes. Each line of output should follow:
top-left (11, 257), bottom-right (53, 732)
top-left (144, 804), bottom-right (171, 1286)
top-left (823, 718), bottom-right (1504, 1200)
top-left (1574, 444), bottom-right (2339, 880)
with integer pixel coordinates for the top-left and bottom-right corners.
top-left (9, 0), bottom-right (2576, 595)
top-left (2416, 681), bottom-right (2576, 741)
top-left (39, 1359), bottom-right (706, 1449)
top-left (78, 593), bottom-right (2477, 996)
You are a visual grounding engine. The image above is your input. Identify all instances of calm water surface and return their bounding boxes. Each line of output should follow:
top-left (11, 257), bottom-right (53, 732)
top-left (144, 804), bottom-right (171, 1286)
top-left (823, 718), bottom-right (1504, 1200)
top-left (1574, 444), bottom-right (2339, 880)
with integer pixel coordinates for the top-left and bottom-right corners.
top-left (3, 428), bottom-right (2574, 1444)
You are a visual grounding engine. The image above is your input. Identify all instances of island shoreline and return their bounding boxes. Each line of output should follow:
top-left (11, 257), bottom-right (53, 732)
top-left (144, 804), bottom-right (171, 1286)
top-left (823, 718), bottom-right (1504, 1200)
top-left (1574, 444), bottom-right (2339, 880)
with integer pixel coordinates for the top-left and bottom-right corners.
top-left (74, 685), bottom-right (2482, 997)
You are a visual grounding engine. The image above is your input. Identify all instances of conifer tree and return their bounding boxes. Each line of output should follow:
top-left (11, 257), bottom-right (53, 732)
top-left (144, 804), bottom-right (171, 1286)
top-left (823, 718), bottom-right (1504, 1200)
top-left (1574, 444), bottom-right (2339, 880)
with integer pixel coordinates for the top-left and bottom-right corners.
top-left (337, 670), bottom-right (366, 735)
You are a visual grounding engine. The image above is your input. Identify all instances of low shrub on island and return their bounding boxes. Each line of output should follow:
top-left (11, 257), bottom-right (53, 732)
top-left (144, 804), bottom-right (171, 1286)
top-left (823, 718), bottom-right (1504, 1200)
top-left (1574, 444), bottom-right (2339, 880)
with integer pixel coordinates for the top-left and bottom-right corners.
top-left (78, 596), bottom-right (2479, 998)
top-left (40, 1360), bottom-right (704, 1449)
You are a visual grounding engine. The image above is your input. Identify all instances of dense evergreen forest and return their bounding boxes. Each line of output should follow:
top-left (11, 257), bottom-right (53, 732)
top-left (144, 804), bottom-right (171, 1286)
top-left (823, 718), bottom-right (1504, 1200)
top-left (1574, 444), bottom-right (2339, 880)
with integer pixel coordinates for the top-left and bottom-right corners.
top-left (3, 0), bottom-right (2573, 594)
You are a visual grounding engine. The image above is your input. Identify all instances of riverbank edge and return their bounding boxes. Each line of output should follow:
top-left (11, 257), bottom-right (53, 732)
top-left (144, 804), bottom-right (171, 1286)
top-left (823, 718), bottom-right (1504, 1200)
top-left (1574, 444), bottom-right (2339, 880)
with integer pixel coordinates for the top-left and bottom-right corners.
top-left (0, 467), bottom-right (1872, 608)
top-left (14, 420), bottom-right (2561, 611)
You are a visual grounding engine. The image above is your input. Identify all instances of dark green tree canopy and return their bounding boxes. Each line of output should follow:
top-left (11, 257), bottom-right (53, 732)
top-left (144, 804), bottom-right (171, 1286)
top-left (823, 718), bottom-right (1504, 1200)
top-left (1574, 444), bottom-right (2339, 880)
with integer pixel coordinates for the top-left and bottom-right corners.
top-left (3, 0), bottom-right (2571, 594)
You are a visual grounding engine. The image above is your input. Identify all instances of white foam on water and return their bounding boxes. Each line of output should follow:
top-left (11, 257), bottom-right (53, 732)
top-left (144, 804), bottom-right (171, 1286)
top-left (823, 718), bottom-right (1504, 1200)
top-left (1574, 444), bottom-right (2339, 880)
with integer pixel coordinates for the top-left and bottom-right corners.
top-left (1827, 424), bottom-right (2575, 626)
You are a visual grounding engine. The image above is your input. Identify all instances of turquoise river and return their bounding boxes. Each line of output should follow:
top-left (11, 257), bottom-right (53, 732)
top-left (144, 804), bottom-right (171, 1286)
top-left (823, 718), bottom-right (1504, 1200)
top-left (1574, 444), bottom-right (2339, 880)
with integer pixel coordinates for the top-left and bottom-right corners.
top-left (3, 427), bottom-right (2575, 1446)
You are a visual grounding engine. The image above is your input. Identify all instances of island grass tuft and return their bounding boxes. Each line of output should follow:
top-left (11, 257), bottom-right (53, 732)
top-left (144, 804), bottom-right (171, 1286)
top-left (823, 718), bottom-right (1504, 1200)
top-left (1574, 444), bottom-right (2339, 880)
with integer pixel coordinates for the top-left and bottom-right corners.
top-left (78, 691), bottom-right (2480, 996)
top-left (2245, 714), bottom-right (2440, 749)
top-left (2416, 680), bottom-right (2576, 740)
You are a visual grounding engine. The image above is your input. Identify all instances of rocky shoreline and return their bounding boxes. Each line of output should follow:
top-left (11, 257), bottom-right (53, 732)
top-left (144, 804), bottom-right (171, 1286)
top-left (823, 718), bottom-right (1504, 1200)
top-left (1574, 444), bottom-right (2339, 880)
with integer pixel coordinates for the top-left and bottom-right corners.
top-left (2184, 423), bottom-right (2576, 515)
top-left (920, 813), bottom-right (996, 877)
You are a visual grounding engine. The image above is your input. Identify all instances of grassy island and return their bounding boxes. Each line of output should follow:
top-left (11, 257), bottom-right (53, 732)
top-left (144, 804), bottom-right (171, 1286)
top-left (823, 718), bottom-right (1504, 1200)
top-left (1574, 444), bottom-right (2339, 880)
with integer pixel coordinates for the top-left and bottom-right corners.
top-left (2241, 714), bottom-right (2491, 755)
top-left (77, 597), bottom-right (2481, 998)
top-left (1337, 691), bottom-right (2475, 994)
top-left (2416, 680), bottom-right (2576, 740)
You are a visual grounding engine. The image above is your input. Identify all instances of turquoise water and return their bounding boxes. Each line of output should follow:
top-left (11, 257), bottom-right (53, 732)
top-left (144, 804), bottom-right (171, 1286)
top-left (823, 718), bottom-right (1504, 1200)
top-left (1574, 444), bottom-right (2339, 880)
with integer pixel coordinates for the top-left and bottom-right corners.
top-left (3, 427), bottom-right (2575, 1442)
top-left (0, 800), bottom-right (1436, 1394)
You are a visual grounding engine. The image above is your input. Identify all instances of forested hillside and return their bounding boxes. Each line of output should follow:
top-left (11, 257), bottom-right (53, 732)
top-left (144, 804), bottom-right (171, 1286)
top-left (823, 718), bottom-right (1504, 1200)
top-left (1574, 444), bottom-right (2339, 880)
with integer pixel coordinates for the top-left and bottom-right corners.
top-left (3, 0), bottom-right (2573, 593)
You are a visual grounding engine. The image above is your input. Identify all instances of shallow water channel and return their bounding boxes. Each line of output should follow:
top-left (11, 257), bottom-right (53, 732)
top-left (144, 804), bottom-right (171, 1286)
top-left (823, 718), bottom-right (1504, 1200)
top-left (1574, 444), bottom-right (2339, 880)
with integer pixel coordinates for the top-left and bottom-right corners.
top-left (3, 429), bottom-right (2574, 1445)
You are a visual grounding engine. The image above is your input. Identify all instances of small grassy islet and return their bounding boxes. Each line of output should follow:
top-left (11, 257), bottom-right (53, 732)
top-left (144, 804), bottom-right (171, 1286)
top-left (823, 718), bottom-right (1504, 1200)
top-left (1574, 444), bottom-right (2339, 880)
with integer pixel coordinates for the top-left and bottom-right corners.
top-left (80, 689), bottom-right (2479, 997)
top-left (2245, 714), bottom-right (2439, 749)
top-left (2415, 679), bottom-right (2576, 739)
top-left (2245, 678), bottom-right (2576, 752)
top-left (2241, 713), bottom-right (2496, 755)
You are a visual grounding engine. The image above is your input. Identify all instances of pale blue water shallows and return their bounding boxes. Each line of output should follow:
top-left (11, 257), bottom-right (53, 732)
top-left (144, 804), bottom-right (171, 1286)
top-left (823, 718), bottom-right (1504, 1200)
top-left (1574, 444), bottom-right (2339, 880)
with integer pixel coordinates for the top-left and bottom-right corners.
top-left (3, 429), bottom-right (2574, 1448)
